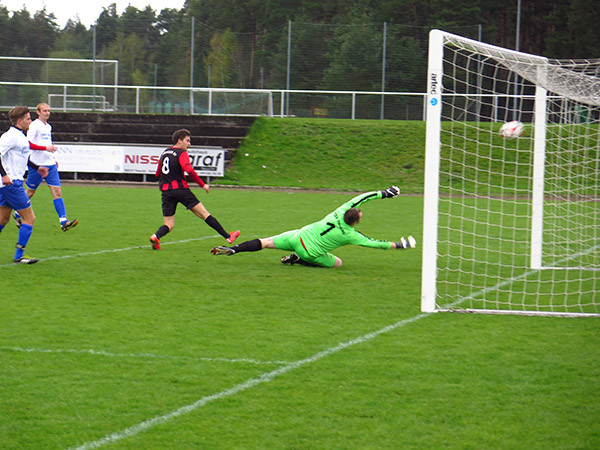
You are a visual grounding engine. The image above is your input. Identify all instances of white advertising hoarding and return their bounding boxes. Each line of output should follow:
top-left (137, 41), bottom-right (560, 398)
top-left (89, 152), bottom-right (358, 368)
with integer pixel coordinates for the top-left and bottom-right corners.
top-left (53, 143), bottom-right (225, 176)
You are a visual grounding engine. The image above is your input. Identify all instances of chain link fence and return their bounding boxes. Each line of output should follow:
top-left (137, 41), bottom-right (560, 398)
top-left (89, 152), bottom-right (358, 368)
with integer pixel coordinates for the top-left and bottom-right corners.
top-left (0, 21), bottom-right (480, 119)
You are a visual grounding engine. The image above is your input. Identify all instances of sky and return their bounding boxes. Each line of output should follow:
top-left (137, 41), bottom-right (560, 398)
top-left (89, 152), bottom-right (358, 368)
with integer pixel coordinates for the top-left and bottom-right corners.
top-left (0, 0), bottom-right (186, 28)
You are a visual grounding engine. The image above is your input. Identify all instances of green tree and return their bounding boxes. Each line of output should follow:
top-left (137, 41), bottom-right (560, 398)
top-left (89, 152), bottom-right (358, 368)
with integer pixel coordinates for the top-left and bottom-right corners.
top-left (385, 33), bottom-right (427, 92)
top-left (153, 9), bottom-right (192, 87)
top-left (187, 0), bottom-right (265, 32)
top-left (6, 8), bottom-right (35, 56)
top-left (119, 5), bottom-right (160, 49)
top-left (204, 29), bottom-right (240, 87)
top-left (52, 19), bottom-right (92, 57)
top-left (321, 14), bottom-right (384, 90)
top-left (44, 49), bottom-right (93, 84)
top-left (375, 0), bottom-right (430, 26)
top-left (28, 9), bottom-right (60, 57)
top-left (0, 6), bottom-right (12, 54)
top-left (267, 19), bottom-right (332, 90)
top-left (95, 4), bottom-right (119, 51)
top-left (544, 0), bottom-right (573, 58)
top-left (103, 32), bottom-right (148, 85)
top-left (567, 0), bottom-right (600, 58)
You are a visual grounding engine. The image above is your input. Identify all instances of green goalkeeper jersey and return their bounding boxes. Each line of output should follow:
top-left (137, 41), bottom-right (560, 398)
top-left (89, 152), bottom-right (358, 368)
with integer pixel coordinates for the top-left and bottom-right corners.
top-left (297, 190), bottom-right (392, 257)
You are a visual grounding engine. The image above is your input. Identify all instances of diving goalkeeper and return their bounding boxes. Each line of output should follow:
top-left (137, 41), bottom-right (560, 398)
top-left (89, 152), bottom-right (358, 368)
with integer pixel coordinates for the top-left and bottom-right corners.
top-left (211, 186), bottom-right (416, 268)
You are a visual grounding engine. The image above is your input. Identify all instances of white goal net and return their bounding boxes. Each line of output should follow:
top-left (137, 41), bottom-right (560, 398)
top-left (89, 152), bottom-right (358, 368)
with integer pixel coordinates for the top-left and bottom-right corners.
top-left (0, 56), bottom-right (118, 110)
top-left (421, 30), bottom-right (599, 317)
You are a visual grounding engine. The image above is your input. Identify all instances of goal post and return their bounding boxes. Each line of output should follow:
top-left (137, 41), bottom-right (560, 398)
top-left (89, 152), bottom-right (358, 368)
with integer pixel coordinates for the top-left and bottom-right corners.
top-left (421, 30), bottom-right (600, 317)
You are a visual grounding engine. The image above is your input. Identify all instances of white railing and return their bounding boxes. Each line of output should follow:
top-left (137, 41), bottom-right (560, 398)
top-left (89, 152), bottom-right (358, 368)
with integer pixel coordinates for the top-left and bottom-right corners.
top-left (0, 81), bottom-right (428, 120)
top-left (48, 94), bottom-right (112, 111)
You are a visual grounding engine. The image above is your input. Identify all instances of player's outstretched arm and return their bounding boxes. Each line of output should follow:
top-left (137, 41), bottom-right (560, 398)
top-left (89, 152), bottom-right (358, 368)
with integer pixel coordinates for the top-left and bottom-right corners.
top-left (332, 186), bottom-right (401, 218)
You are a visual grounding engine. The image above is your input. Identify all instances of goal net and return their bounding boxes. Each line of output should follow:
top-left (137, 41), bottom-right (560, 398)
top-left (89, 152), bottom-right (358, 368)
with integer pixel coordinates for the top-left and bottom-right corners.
top-left (0, 56), bottom-right (118, 110)
top-left (421, 30), bottom-right (600, 317)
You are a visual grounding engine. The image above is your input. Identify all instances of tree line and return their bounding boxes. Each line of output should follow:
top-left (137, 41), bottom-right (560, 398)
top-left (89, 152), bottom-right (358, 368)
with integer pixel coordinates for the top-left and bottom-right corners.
top-left (0, 0), bottom-right (597, 92)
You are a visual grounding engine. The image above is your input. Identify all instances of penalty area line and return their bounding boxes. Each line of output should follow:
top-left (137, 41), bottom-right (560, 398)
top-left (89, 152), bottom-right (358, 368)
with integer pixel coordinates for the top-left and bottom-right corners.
top-left (71, 312), bottom-right (431, 449)
top-left (0, 235), bottom-right (220, 268)
top-left (0, 346), bottom-right (290, 366)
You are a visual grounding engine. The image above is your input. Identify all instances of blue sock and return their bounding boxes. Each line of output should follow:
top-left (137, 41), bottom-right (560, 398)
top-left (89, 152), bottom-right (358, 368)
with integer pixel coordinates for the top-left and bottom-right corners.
top-left (14, 223), bottom-right (33, 260)
top-left (54, 198), bottom-right (67, 224)
top-left (0, 224), bottom-right (4, 233)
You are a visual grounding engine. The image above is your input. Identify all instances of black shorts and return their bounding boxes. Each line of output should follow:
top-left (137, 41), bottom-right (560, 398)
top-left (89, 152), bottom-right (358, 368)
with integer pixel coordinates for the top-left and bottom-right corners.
top-left (161, 189), bottom-right (200, 216)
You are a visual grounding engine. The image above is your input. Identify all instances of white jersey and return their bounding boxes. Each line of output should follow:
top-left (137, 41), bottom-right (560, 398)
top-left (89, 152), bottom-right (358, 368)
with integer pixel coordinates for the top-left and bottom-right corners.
top-left (27, 118), bottom-right (55, 166)
top-left (0, 126), bottom-right (31, 184)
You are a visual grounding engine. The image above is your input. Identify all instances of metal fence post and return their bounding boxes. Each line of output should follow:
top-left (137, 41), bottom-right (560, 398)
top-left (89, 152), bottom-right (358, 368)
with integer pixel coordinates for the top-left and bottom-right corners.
top-left (286, 20), bottom-right (292, 116)
top-left (381, 22), bottom-right (387, 120)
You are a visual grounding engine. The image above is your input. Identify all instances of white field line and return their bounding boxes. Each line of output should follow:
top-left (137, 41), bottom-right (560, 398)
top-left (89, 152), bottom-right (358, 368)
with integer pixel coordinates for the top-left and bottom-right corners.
top-left (2, 233), bottom-right (288, 366)
top-left (0, 346), bottom-right (290, 366)
top-left (444, 244), bottom-right (600, 309)
top-left (0, 235), bottom-right (221, 268)
top-left (71, 312), bottom-right (431, 449)
top-left (71, 243), bottom-right (600, 448)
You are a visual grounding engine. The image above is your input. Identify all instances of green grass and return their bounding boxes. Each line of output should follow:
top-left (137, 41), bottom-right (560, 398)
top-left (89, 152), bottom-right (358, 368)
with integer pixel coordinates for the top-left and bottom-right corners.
top-left (0, 185), bottom-right (598, 449)
top-left (218, 117), bottom-right (426, 192)
top-left (216, 118), bottom-right (599, 196)
top-left (436, 197), bottom-right (599, 313)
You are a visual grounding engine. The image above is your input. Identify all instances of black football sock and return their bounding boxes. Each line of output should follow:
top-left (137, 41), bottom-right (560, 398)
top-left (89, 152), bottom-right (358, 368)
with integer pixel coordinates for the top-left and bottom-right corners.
top-left (232, 239), bottom-right (262, 253)
top-left (155, 225), bottom-right (170, 239)
top-left (296, 258), bottom-right (319, 267)
top-left (205, 215), bottom-right (229, 239)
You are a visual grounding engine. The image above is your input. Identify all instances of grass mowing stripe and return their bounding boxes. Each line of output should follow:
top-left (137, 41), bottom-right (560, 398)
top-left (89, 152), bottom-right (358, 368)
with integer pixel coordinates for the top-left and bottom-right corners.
top-left (0, 346), bottom-right (289, 366)
top-left (72, 312), bottom-right (431, 449)
top-left (71, 216), bottom-right (589, 448)
top-left (0, 235), bottom-right (222, 268)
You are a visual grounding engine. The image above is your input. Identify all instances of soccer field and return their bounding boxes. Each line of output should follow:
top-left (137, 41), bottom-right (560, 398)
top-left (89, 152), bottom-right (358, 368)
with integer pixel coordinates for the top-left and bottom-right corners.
top-left (1, 185), bottom-right (598, 449)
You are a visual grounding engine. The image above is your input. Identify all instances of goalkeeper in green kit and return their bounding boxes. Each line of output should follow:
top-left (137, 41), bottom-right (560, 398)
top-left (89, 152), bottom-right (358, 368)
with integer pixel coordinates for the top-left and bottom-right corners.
top-left (211, 186), bottom-right (416, 268)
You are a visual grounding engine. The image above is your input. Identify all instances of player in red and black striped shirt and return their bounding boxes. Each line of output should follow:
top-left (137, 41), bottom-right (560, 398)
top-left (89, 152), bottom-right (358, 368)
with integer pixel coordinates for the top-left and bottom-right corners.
top-left (149, 128), bottom-right (240, 250)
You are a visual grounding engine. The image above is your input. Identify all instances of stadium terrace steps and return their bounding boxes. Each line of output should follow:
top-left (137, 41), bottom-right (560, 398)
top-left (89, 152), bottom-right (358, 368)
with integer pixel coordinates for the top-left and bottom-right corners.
top-left (0, 111), bottom-right (255, 182)
top-left (48, 112), bottom-right (255, 149)
top-left (0, 110), bottom-right (254, 151)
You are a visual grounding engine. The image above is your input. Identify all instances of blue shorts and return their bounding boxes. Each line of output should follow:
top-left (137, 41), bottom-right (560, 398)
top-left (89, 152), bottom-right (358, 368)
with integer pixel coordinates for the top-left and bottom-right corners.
top-left (0, 180), bottom-right (32, 211)
top-left (26, 164), bottom-right (61, 189)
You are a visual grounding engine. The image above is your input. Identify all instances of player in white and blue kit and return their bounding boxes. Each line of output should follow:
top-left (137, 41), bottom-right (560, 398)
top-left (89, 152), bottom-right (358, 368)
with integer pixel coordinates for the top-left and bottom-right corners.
top-left (13, 103), bottom-right (78, 231)
top-left (0, 106), bottom-right (51, 264)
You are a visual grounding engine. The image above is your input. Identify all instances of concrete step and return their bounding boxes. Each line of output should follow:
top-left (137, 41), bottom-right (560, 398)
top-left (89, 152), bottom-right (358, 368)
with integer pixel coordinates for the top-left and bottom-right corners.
top-left (53, 133), bottom-right (243, 149)
top-left (52, 122), bottom-right (251, 137)
top-left (1, 111), bottom-right (255, 151)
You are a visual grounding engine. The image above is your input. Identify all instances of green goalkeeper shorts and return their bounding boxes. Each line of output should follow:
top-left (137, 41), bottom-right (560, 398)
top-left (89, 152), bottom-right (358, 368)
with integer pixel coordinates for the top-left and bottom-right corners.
top-left (272, 229), bottom-right (337, 268)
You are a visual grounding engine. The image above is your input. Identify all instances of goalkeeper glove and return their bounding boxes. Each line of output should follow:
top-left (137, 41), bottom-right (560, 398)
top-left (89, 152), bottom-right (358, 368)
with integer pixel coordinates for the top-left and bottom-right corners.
top-left (382, 185), bottom-right (400, 198)
top-left (395, 236), bottom-right (417, 249)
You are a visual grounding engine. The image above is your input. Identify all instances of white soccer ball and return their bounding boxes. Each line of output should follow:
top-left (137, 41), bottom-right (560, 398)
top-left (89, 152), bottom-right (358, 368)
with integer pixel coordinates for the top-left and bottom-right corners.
top-left (499, 120), bottom-right (524, 138)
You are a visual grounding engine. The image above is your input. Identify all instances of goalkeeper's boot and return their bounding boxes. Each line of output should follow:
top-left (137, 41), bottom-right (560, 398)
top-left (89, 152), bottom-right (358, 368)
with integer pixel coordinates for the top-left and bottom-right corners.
top-left (226, 230), bottom-right (241, 244)
top-left (211, 246), bottom-right (235, 256)
top-left (150, 235), bottom-right (161, 250)
top-left (281, 253), bottom-right (300, 265)
top-left (14, 255), bottom-right (39, 264)
top-left (61, 219), bottom-right (79, 231)
top-left (13, 212), bottom-right (22, 229)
